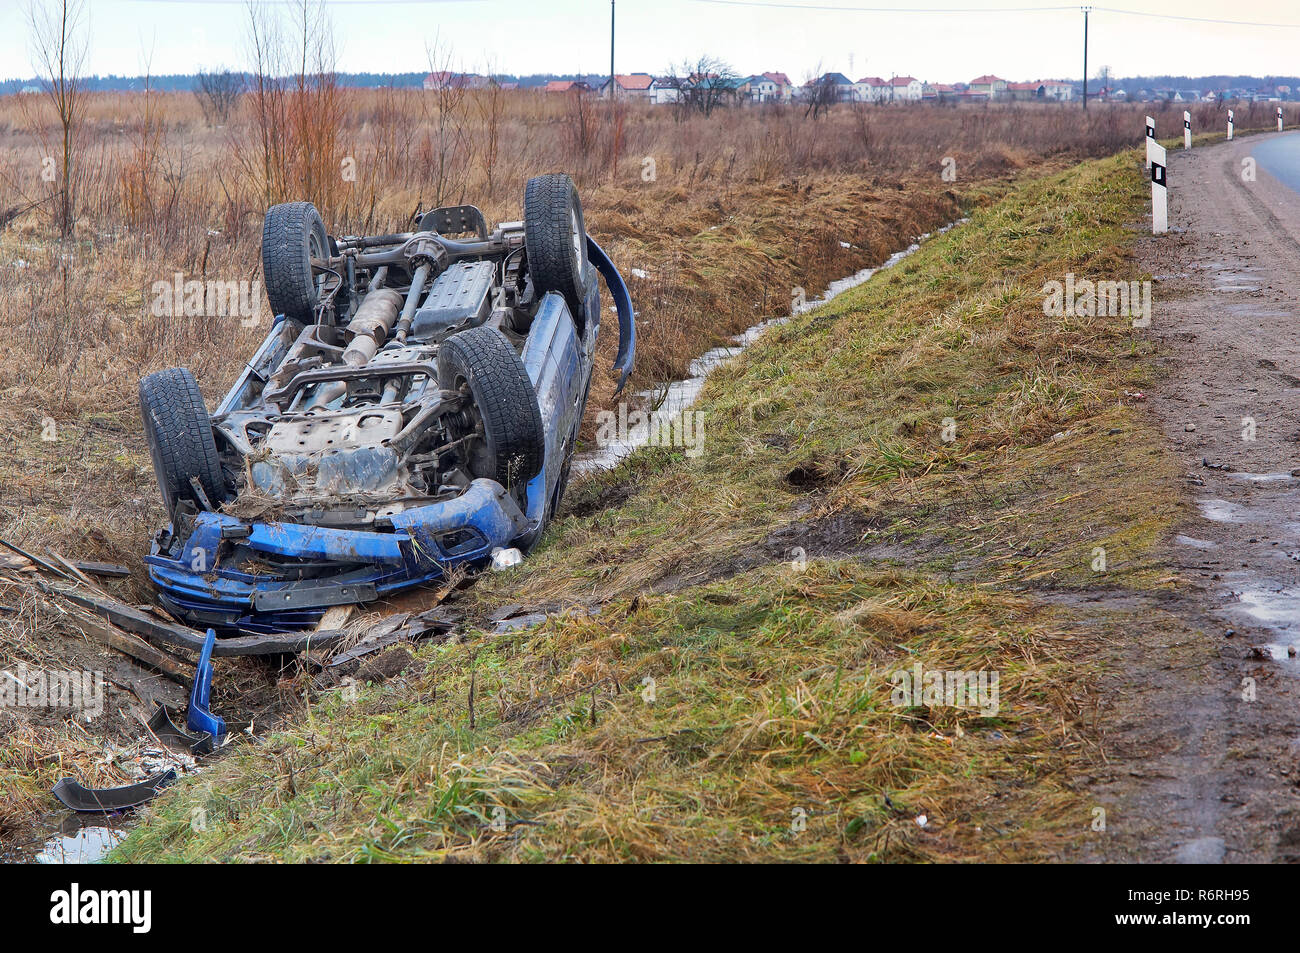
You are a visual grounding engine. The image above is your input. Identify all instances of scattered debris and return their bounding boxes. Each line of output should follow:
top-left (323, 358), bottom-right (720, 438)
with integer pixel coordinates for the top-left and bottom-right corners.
top-left (491, 547), bottom-right (524, 570)
top-left (186, 629), bottom-right (227, 743)
top-left (325, 607), bottom-right (461, 673)
top-left (71, 561), bottom-right (131, 579)
top-left (145, 704), bottom-right (214, 756)
top-left (52, 770), bottom-right (177, 814)
top-left (493, 612), bottom-right (548, 633)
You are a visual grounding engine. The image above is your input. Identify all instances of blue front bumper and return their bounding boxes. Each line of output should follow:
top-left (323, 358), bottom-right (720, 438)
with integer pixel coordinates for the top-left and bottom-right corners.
top-left (147, 478), bottom-right (530, 632)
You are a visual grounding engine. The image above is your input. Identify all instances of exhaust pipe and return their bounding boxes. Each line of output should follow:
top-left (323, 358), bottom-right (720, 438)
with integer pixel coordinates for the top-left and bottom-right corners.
top-left (342, 288), bottom-right (404, 367)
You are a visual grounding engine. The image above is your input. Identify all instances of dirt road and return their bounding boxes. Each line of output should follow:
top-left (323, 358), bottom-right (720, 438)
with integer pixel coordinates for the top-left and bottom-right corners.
top-left (1085, 132), bottom-right (1300, 862)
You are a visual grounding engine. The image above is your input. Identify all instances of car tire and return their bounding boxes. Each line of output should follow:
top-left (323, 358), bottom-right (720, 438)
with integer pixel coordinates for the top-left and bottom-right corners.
top-left (437, 327), bottom-right (546, 492)
top-left (524, 173), bottom-right (587, 317)
top-left (139, 367), bottom-right (228, 520)
top-left (262, 201), bottom-right (328, 324)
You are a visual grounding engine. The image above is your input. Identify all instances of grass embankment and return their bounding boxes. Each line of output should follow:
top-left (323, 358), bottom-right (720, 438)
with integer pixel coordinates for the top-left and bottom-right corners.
top-left (113, 149), bottom-right (1181, 862)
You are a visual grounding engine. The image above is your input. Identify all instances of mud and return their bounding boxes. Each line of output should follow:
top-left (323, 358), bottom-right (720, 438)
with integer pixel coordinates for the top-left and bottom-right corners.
top-left (1080, 132), bottom-right (1300, 862)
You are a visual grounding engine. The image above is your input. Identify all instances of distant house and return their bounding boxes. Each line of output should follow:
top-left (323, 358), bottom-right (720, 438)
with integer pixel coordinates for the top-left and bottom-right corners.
top-left (423, 71), bottom-right (459, 90)
top-left (890, 75), bottom-right (923, 102)
top-left (804, 72), bottom-right (856, 102)
top-left (544, 80), bottom-right (590, 94)
top-left (651, 76), bottom-right (682, 105)
top-left (763, 71), bottom-right (794, 102)
top-left (601, 73), bottom-right (656, 101)
top-left (748, 72), bottom-right (793, 103)
top-left (850, 76), bottom-right (887, 102)
top-left (854, 76), bottom-right (890, 102)
top-left (687, 73), bottom-right (746, 106)
top-left (968, 74), bottom-right (1007, 99)
top-left (924, 82), bottom-right (956, 102)
top-left (423, 72), bottom-right (487, 91)
top-left (1006, 81), bottom-right (1044, 101)
top-left (1173, 89), bottom-right (1200, 103)
top-left (1041, 80), bottom-right (1073, 101)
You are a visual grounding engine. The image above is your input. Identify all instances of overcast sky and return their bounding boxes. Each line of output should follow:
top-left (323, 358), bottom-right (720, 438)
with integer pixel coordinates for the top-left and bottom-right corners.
top-left (2, 0), bottom-right (1300, 85)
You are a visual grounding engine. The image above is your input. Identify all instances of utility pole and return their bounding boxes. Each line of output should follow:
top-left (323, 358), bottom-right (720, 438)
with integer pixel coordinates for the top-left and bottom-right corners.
top-left (1082, 6), bottom-right (1089, 111)
top-left (609, 0), bottom-right (615, 102)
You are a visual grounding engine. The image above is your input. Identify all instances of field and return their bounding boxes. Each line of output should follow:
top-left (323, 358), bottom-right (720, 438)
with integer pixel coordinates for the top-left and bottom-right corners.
top-left (0, 87), bottom-right (1285, 859)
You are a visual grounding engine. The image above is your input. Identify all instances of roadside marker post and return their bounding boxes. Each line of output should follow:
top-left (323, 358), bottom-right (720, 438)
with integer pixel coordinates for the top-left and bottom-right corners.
top-left (1279, 106), bottom-right (1284, 132)
top-left (1150, 142), bottom-right (1168, 236)
top-left (1145, 115), bottom-right (1155, 172)
top-left (1184, 110), bottom-right (1192, 150)
top-left (1228, 109), bottom-right (1234, 141)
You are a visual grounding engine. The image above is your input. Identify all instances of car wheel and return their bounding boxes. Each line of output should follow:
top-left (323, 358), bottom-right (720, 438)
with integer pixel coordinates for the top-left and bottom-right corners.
top-left (262, 201), bottom-right (328, 324)
top-left (139, 367), bottom-right (228, 520)
top-left (524, 173), bottom-right (587, 318)
top-left (437, 327), bottom-right (546, 493)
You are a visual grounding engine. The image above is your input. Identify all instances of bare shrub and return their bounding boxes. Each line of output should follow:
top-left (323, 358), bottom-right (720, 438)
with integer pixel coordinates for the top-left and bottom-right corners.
top-left (195, 70), bottom-right (243, 125)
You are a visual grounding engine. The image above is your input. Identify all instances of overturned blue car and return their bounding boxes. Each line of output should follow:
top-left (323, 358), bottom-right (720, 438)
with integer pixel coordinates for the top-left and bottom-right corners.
top-left (140, 174), bottom-right (634, 640)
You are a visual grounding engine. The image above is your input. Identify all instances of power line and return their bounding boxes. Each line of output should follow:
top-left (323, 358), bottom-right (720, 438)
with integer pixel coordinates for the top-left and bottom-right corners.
top-left (114, 0), bottom-right (481, 6)
top-left (690, 0), bottom-right (1300, 28)
top-left (1091, 6), bottom-right (1300, 29)
top-left (692, 1), bottom-right (1075, 11)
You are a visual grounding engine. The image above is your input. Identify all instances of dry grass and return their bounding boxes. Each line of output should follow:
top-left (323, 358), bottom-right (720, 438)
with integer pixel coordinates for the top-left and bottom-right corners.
top-left (0, 87), bottom-right (1249, 858)
top-left (112, 148), bottom-right (1186, 863)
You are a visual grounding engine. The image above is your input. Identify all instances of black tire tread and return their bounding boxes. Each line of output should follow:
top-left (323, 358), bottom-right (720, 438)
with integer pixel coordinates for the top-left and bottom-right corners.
top-left (524, 173), bottom-right (586, 314)
top-left (437, 327), bottom-right (545, 489)
top-left (139, 367), bottom-right (227, 516)
top-left (262, 201), bottom-right (326, 324)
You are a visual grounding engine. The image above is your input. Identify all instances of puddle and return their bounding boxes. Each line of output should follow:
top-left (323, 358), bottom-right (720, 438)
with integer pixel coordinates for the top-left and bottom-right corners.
top-left (1226, 471), bottom-right (1297, 484)
top-left (1175, 836), bottom-right (1225, 864)
top-left (1231, 582), bottom-right (1300, 658)
top-left (1174, 534), bottom-right (1217, 549)
top-left (575, 221), bottom-right (965, 474)
top-left (5, 814), bottom-right (129, 864)
top-left (1197, 498), bottom-right (1250, 523)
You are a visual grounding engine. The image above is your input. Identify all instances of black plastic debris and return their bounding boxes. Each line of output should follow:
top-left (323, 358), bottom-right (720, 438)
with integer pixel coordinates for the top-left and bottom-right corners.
top-left (146, 703), bottom-right (214, 756)
top-left (52, 770), bottom-right (177, 813)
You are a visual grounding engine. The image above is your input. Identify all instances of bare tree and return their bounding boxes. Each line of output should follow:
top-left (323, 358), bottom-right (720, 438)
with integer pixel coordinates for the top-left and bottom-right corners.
top-left (422, 36), bottom-right (471, 208)
top-left (237, 0), bottom-right (340, 210)
top-left (804, 72), bottom-right (839, 119)
top-left (28, 0), bottom-right (88, 238)
top-left (668, 55), bottom-right (740, 118)
top-left (243, 0), bottom-right (289, 205)
top-left (288, 0), bottom-right (342, 209)
top-left (196, 69), bottom-right (244, 125)
top-left (474, 59), bottom-right (505, 200)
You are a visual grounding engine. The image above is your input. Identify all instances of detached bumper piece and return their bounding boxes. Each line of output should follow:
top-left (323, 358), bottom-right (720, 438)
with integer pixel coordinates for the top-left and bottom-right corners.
top-left (53, 771), bottom-right (177, 813)
top-left (187, 629), bottom-right (227, 743)
top-left (146, 479), bottom-right (529, 634)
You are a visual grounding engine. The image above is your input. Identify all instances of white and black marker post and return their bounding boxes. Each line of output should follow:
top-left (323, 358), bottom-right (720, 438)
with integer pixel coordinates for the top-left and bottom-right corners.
top-left (1150, 142), bottom-right (1168, 235)
top-left (1184, 110), bottom-right (1192, 150)
top-left (1279, 106), bottom-right (1284, 132)
top-left (1228, 109), bottom-right (1234, 141)
top-left (1145, 115), bottom-right (1156, 171)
